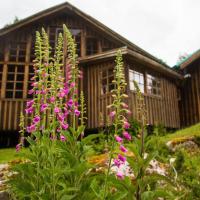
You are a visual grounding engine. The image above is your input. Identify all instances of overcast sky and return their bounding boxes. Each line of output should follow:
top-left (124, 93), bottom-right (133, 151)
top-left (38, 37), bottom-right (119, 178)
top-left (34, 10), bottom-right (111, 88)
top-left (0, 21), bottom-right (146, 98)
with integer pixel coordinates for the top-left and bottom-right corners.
top-left (0, 0), bottom-right (199, 66)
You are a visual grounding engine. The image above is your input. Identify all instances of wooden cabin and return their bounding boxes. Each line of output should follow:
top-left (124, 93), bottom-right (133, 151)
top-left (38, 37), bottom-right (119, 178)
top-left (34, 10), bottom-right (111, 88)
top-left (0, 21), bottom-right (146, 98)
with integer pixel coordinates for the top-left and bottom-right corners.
top-left (177, 50), bottom-right (200, 127)
top-left (0, 1), bottom-right (183, 137)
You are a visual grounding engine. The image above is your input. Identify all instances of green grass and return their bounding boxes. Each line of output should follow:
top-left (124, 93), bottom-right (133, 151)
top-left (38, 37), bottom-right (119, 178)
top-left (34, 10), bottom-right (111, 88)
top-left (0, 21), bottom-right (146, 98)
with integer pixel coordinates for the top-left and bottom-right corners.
top-left (161, 123), bottom-right (200, 142)
top-left (0, 148), bottom-right (25, 164)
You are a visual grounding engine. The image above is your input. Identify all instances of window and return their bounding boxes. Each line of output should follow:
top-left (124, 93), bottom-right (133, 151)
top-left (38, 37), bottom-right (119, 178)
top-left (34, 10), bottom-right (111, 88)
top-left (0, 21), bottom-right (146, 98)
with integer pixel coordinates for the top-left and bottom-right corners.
top-left (86, 38), bottom-right (98, 55)
top-left (0, 64), bottom-right (3, 95)
top-left (6, 65), bottom-right (24, 98)
top-left (129, 69), bottom-right (144, 93)
top-left (9, 42), bottom-right (26, 62)
top-left (147, 74), bottom-right (161, 96)
top-left (101, 67), bottom-right (114, 95)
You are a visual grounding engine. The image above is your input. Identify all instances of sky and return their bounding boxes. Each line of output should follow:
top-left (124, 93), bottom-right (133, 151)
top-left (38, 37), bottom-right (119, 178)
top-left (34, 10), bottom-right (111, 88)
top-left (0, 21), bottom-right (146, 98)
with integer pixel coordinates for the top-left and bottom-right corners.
top-left (0, 0), bottom-right (200, 66)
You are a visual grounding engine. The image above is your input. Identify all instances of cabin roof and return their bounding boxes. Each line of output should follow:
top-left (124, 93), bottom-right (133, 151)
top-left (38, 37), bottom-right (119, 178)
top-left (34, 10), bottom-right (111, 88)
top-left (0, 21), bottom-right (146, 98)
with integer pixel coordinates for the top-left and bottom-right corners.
top-left (176, 49), bottom-right (200, 69)
top-left (0, 1), bottom-right (172, 70)
top-left (79, 47), bottom-right (183, 80)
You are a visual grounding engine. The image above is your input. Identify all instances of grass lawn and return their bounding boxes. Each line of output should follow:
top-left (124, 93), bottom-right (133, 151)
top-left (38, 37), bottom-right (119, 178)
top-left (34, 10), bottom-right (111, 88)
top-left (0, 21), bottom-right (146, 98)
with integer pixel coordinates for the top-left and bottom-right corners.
top-left (161, 123), bottom-right (200, 142)
top-left (0, 148), bottom-right (25, 164)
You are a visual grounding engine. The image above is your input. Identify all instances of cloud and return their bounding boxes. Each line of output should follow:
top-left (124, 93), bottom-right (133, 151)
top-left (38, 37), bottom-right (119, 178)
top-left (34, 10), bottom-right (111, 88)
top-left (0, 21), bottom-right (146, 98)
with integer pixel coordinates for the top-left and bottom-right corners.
top-left (0, 0), bottom-right (199, 66)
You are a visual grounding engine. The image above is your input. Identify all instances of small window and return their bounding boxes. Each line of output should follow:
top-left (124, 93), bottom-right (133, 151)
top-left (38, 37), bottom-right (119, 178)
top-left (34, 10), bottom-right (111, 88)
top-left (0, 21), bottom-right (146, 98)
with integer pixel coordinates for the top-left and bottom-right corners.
top-left (129, 69), bottom-right (144, 93)
top-left (6, 65), bottom-right (25, 99)
top-left (9, 42), bottom-right (26, 62)
top-left (101, 67), bottom-right (114, 95)
top-left (86, 38), bottom-right (98, 55)
top-left (147, 74), bottom-right (161, 96)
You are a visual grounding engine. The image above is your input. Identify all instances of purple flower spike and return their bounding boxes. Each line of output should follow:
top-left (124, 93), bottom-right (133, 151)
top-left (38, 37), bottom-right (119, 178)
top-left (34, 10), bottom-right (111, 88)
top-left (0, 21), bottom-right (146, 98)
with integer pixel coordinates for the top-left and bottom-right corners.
top-left (123, 121), bottom-right (130, 129)
top-left (109, 111), bottom-right (116, 118)
top-left (49, 96), bottom-right (55, 103)
top-left (115, 135), bottom-right (123, 143)
top-left (123, 131), bottom-right (132, 141)
top-left (40, 103), bottom-right (48, 112)
top-left (57, 114), bottom-right (64, 122)
top-left (74, 109), bottom-right (80, 116)
top-left (25, 107), bottom-right (34, 114)
top-left (28, 89), bottom-right (34, 95)
top-left (118, 154), bottom-right (126, 163)
top-left (58, 92), bottom-right (65, 98)
top-left (120, 145), bottom-right (128, 153)
top-left (26, 100), bottom-right (34, 108)
top-left (16, 144), bottom-right (21, 152)
top-left (116, 171), bottom-right (124, 180)
top-left (68, 99), bottom-right (73, 107)
top-left (54, 107), bottom-right (60, 113)
top-left (70, 82), bottom-right (75, 88)
top-left (60, 135), bottom-right (66, 142)
top-left (27, 124), bottom-right (36, 133)
top-left (61, 123), bottom-right (69, 130)
top-left (114, 159), bottom-right (121, 168)
top-left (33, 115), bottom-right (40, 124)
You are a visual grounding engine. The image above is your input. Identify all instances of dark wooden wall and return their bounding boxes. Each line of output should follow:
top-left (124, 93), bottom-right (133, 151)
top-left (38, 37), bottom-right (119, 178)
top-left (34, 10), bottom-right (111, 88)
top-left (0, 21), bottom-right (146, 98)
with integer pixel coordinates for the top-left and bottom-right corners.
top-left (85, 59), bottom-right (180, 129)
top-left (0, 13), bottom-right (121, 131)
top-left (180, 60), bottom-right (200, 127)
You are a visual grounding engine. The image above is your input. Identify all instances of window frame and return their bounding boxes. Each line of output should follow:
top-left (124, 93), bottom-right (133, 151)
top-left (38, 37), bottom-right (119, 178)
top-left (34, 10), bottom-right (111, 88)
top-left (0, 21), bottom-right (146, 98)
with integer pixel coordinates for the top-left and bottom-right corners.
top-left (129, 69), bottom-right (145, 93)
top-left (100, 66), bottom-right (115, 95)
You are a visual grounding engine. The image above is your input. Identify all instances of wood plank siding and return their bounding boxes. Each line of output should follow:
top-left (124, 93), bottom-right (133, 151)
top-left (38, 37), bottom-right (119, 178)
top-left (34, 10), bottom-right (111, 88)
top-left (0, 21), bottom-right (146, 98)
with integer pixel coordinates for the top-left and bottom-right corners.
top-left (85, 59), bottom-right (180, 129)
top-left (179, 59), bottom-right (200, 127)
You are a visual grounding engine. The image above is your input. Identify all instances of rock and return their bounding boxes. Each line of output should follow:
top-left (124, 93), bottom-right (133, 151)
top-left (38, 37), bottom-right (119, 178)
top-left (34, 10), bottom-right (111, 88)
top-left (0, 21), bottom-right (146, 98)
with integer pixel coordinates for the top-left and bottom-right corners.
top-left (0, 191), bottom-right (9, 200)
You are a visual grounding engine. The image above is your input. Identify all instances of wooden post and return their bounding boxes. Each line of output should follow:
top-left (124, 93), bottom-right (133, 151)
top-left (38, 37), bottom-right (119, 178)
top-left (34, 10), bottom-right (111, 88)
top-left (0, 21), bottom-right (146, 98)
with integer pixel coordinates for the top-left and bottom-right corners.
top-left (81, 29), bottom-right (86, 57)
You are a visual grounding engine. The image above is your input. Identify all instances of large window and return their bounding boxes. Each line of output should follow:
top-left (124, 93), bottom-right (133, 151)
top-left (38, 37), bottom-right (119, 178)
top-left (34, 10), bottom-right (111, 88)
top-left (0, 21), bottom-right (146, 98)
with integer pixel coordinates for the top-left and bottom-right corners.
top-left (147, 74), bottom-right (161, 96)
top-left (101, 67), bottom-right (114, 95)
top-left (129, 70), bottom-right (144, 93)
top-left (86, 38), bottom-right (98, 55)
top-left (6, 65), bottom-right (24, 98)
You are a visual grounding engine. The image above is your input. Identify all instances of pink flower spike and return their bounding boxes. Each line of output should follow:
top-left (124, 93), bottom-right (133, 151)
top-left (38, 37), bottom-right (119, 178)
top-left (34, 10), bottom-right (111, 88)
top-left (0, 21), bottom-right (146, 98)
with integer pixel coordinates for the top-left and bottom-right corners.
top-left (74, 109), bottom-right (80, 116)
top-left (120, 145), bottom-right (128, 153)
top-left (116, 171), bottom-right (124, 180)
top-left (61, 123), bottom-right (69, 130)
top-left (60, 135), bottom-right (66, 142)
top-left (57, 114), bottom-right (64, 122)
top-left (25, 107), bottom-right (34, 114)
top-left (26, 100), bottom-right (34, 107)
top-left (122, 103), bottom-right (128, 108)
top-left (70, 82), bottom-right (75, 88)
top-left (16, 144), bottom-right (21, 152)
top-left (123, 131), bottom-right (132, 141)
top-left (126, 110), bottom-right (132, 115)
top-left (49, 96), bottom-right (55, 103)
top-left (33, 115), bottom-right (40, 124)
top-left (54, 107), bottom-right (60, 113)
top-left (63, 88), bottom-right (69, 95)
top-left (68, 99), bottom-right (73, 107)
top-left (123, 121), bottom-right (130, 129)
top-left (58, 92), bottom-right (65, 98)
top-left (40, 103), bottom-right (48, 112)
top-left (115, 135), bottom-right (123, 143)
top-left (27, 124), bottom-right (36, 133)
top-left (114, 159), bottom-right (121, 168)
top-left (118, 154), bottom-right (126, 163)
top-left (28, 89), bottom-right (34, 95)
top-left (109, 111), bottom-right (116, 118)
